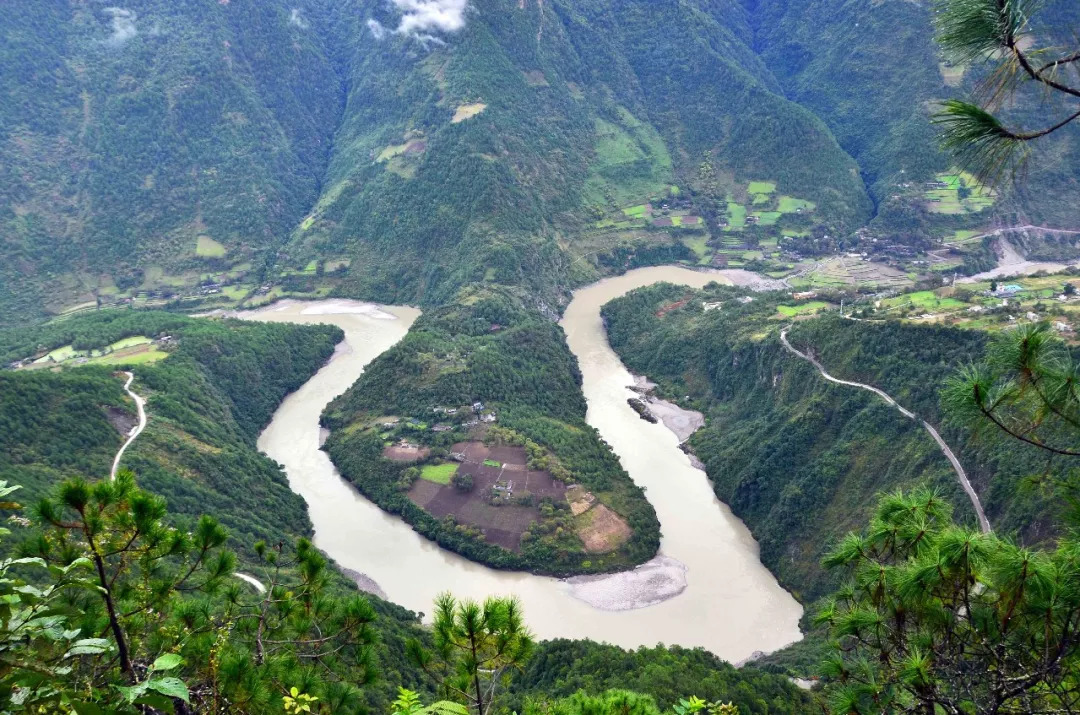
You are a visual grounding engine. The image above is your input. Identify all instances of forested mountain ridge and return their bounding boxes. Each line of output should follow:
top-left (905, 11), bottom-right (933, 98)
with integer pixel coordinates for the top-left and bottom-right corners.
top-left (603, 283), bottom-right (1057, 600)
top-left (0, 310), bottom-right (341, 552)
top-left (5, 0), bottom-right (1078, 324)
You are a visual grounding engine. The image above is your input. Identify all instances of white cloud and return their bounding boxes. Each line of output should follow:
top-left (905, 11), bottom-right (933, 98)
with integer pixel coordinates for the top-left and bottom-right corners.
top-left (393, 0), bottom-right (469, 36)
top-left (367, 18), bottom-right (388, 39)
top-left (103, 7), bottom-right (137, 47)
top-left (289, 8), bottom-right (310, 30)
top-left (368, 0), bottom-right (470, 41)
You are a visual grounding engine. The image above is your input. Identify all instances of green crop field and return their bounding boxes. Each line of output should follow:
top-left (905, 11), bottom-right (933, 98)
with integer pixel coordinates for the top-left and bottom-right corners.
top-left (881, 290), bottom-right (967, 311)
top-left (777, 301), bottom-right (829, 316)
top-left (726, 202), bottom-right (747, 229)
top-left (951, 229), bottom-right (981, 243)
top-left (91, 349), bottom-right (169, 366)
top-left (682, 236), bottom-right (711, 264)
top-left (196, 236), bottom-right (227, 258)
top-left (753, 211), bottom-right (781, 225)
top-left (622, 204), bottom-right (650, 219)
top-left (747, 181), bottom-right (776, 194)
top-left (926, 171), bottom-right (996, 215)
top-left (109, 336), bottom-right (153, 351)
top-left (778, 196), bottom-right (815, 213)
top-left (421, 463), bottom-right (459, 485)
top-left (483, 459), bottom-right (502, 468)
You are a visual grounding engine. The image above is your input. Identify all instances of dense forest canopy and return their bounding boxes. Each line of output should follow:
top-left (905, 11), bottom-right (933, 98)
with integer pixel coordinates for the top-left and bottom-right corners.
top-left (2, 1), bottom-right (1078, 323)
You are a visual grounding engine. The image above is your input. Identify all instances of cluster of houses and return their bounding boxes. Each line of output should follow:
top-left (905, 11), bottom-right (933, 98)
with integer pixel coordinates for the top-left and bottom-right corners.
top-left (429, 401), bottom-right (498, 430)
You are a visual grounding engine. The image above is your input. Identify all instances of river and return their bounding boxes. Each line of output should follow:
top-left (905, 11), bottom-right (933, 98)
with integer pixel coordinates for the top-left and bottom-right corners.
top-left (239, 267), bottom-right (802, 663)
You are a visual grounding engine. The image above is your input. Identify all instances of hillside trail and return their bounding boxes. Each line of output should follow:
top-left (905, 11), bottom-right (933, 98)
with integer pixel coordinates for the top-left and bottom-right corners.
top-left (110, 371), bottom-right (147, 480)
top-left (108, 371), bottom-right (267, 592)
top-left (779, 327), bottom-right (992, 534)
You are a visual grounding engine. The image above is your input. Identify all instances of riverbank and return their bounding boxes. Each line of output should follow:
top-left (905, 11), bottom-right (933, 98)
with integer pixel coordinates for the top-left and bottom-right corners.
top-left (237, 277), bottom-right (802, 663)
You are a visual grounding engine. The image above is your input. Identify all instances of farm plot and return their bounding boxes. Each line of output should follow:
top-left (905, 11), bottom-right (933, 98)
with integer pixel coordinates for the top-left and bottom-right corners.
top-left (407, 442), bottom-right (569, 551)
top-left (925, 171), bottom-right (996, 214)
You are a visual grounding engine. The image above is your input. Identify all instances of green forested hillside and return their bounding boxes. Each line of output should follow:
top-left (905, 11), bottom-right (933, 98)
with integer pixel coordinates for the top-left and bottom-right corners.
top-left (7, 1), bottom-right (1076, 323)
top-left (0, 310), bottom-right (341, 550)
top-left (510, 640), bottom-right (815, 713)
top-left (322, 288), bottom-right (661, 575)
top-left (0, 1), bottom-right (341, 322)
top-left (0, 310), bottom-right (449, 710)
top-left (603, 283), bottom-right (1055, 600)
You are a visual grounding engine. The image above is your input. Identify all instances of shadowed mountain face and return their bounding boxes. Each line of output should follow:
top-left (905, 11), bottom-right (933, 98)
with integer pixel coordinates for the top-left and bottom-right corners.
top-left (2, 0), bottom-right (1077, 321)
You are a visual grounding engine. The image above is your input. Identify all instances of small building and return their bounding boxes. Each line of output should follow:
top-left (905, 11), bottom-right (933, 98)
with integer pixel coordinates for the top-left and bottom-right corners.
top-left (1055, 321), bottom-right (1073, 333)
top-left (433, 424), bottom-right (453, 433)
top-left (792, 291), bottom-right (818, 300)
top-left (702, 301), bottom-right (723, 312)
top-left (996, 284), bottom-right (1023, 296)
top-left (480, 412), bottom-right (497, 423)
top-left (738, 296), bottom-right (754, 304)
top-left (1026, 312), bottom-right (1040, 321)
top-left (472, 401), bottom-right (484, 413)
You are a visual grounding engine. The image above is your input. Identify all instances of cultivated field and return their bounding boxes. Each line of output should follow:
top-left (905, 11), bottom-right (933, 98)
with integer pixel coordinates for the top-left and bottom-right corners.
top-left (407, 442), bottom-right (569, 551)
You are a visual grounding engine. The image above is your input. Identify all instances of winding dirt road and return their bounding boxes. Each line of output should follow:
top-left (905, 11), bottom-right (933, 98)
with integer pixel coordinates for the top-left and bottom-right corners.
top-left (779, 328), bottom-right (992, 533)
top-left (110, 371), bottom-right (147, 480)
top-left (107, 370), bottom-right (267, 592)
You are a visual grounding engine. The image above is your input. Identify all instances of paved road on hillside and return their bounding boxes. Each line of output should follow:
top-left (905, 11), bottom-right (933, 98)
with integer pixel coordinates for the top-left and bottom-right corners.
top-left (779, 327), bottom-right (992, 534)
top-left (108, 370), bottom-right (268, 591)
top-left (110, 371), bottom-right (147, 480)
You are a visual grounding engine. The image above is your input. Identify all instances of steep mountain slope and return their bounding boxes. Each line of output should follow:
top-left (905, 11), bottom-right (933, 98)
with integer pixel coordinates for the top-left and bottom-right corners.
top-left (604, 284), bottom-right (1055, 600)
top-left (3, 1), bottom-right (1078, 317)
top-left (290, 0), bottom-right (873, 304)
top-left (0, 1), bottom-right (340, 321)
top-left (745, 0), bottom-right (1080, 238)
top-left (0, 310), bottom-right (341, 551)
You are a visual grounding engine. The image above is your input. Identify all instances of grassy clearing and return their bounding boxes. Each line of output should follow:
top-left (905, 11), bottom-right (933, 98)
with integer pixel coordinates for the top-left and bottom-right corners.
top-left (726, 202), bottom-right (746, 229)
top-left (451, 103), bottom-right (487, 123)
top-left (483, 459), bottom-right (502, 468)
top-left (881, 290), bottom-right (968, 311)
top-left (196, 236), bottom-right (227, 258)
top-left (91, 349), bottom-right (169, 366)
top-left (622, 204), bottom-right (650, 219)
top-left (421, 463), bottom-right (459, 485)
top-left (751, 193), bottom-right (771, 205)
top-left (951, 229), bottom-right (981, 243)
top-left (926, 171), bottom-right (996, 215)
top-left (583, 107), bottom-right (673, 207)
top-left (109, 336), bottom-right (153, 351)
top-left (682, 236), bottom-right (711, 264)
top-left (753, 211), bottom-right (781, 226)
top-left (377, 143), bottom-right (408, 162)
top-left (747, 181), bottom-right (776, 194)
top-left (777, 301), bottom-right (829, 317)
top-left (778, 196), bottom-right (815, 213)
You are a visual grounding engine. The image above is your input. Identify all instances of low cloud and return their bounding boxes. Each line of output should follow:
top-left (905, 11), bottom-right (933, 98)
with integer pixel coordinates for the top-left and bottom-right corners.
top-left (367, 18), bottom-right (388, 40)
top-left (289, 8), bottom-right (310, 30)
top-left (369, 0), bottom-right (469, 41)
top-left (103, 7), bottom-right (137, 46)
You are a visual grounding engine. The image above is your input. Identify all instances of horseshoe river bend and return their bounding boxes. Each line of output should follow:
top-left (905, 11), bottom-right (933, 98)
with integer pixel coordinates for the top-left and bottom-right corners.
top-left (236, 266), bottom-right (803, 664)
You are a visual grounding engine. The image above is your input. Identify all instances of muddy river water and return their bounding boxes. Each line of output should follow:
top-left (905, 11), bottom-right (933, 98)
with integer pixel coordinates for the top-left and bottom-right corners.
top-left (239, 266), bottom-right (802, 663)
